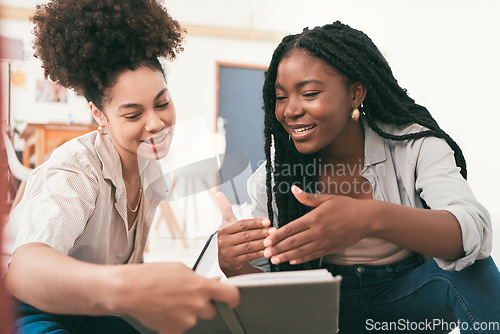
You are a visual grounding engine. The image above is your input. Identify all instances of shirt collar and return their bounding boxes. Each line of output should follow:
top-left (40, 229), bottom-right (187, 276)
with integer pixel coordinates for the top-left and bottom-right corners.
top-left (94, 133), bottom-right (168, 201)
top-left (362, 117), bottom-right (387, 167)
top-left (139, 157), bottom-right (168, 202)
top-left (95, 132), bottom-right (123, 189)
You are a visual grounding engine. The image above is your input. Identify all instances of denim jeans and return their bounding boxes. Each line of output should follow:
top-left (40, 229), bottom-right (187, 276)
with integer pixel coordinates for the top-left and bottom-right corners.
top-left (321, 255), bottom-right (500, 334)
top-left (10, 299), bottom-right (139, 334)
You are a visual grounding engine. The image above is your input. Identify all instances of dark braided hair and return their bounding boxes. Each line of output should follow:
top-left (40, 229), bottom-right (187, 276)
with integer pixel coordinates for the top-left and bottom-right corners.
top-left (31, 0), bottom-right (184, 110)
top-left (262, 21), bottom-right (467, 271)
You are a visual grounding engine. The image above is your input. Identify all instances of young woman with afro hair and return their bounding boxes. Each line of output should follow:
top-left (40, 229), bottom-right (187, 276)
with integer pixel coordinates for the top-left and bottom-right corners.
top-left (216, 21), bottom-right (500, 333)
top-left (5, 1), bottom-right (239, 333)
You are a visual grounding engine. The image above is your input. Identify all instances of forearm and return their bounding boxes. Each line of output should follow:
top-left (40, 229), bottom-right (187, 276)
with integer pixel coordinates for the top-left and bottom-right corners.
top-left (369, 200), bottom-right (464, 260)
top-left (6, 244), bottom-right (242, 333)
top-left (5, 243), bottom-right (122, 315)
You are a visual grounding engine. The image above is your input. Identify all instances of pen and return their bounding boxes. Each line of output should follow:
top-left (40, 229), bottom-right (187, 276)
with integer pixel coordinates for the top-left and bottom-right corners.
top-left (191, 230), bottom-right (217, 271)
top-left (192, 202), bottom-right (249, 271)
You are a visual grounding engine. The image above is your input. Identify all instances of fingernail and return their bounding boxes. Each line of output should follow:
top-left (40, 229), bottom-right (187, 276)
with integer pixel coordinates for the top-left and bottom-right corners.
top-left (271, 256), bottom-right (280, 264)
top-left (290, 260), bottom-right (297, 265)
top-left (263, 238), bottom-right (271, 247)
top-left (291, 185), bottom-right (302, 193)
top-left (264, 249), bottom-right (271, 258)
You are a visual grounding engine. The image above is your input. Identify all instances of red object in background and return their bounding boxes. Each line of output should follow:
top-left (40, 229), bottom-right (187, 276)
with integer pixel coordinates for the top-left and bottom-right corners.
top-left (1, 55), bottom-right (14, 333)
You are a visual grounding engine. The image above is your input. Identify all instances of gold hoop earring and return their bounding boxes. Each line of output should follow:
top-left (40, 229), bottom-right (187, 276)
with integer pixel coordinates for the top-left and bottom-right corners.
top-left (351, 108), bottom-right (360, 122)
top-left (97, 126), bottom-right (108, 135)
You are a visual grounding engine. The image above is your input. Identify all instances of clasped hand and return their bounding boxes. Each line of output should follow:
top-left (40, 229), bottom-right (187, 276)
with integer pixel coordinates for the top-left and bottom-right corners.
top-left (216, 192), bottom-right (275, 273)
top-left (264, 185), bottom-right (370, 265)
top-left (217, 185), bottom-right (371, 271)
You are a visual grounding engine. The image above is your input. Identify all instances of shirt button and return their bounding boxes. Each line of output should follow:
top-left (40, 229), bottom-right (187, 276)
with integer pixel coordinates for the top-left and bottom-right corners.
top-left (356, 266), bottom-right (364, 273)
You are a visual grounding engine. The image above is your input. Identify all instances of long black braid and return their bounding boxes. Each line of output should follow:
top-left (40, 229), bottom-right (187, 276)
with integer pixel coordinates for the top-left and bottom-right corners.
top-left (262, 21), bottom-right (467, 272)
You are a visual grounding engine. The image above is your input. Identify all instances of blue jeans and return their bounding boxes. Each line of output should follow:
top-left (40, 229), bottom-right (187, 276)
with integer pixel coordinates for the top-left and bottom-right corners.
top-left (321, 255), bottom-right (500, 334)
top-left (10, 299), bottom-right (139, 334)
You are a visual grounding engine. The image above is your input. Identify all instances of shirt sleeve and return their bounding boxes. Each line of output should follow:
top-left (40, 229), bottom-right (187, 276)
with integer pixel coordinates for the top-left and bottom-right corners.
top-left (12, 151), bottom-right (100, 256)
top-left (413, 136), bottom-right (491, 271)
top-left (247, 163), bottom-right (272, 272)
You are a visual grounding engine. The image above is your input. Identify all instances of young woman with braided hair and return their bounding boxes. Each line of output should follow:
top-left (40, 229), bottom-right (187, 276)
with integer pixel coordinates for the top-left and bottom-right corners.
top-left (217, 21), bottom-right (500, 333)
top-left (4, 1), bottom-right (240, 333)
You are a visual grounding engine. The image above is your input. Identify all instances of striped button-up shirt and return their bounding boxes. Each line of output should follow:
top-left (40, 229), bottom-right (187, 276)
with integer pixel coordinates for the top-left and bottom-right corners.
top-left (7, 131), bottom-right (167, 265)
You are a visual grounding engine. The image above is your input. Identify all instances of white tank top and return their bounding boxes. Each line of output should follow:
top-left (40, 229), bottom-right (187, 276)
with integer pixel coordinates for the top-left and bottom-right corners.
top-left (322, 237), bottom-right (415, 265)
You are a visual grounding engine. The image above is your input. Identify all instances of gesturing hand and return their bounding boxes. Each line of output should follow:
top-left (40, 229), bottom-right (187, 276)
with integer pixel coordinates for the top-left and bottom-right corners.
top-left (216, 192), bottom-right (274, 273)
top-left (263, 185), bottom-right (372, 265)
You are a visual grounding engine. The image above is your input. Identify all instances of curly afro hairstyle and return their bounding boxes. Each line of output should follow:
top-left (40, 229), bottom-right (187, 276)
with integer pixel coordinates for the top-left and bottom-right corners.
top-left (31, 0), bottom-right (185, 109)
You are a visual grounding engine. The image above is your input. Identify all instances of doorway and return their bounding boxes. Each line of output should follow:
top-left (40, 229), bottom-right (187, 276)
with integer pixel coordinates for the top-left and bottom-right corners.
top-left (216, 63), bottom-right (266, 204)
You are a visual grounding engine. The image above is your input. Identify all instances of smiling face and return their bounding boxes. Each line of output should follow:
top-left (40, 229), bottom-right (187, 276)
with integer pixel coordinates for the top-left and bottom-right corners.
top-left (274, 50), bottom-right (365, 159)
top-left (91, 66), bottom-right (175, 166)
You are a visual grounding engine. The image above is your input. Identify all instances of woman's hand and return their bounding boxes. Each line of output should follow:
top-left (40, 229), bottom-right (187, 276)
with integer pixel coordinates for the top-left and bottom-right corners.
top-left (6, 244), bottom-right (240, 334)
top-left (216, 192), bottom-right (273, 275)
top-left (263, 185), bottom-right (372, 265)
top-left (113, 262), bottom-right (240, 334)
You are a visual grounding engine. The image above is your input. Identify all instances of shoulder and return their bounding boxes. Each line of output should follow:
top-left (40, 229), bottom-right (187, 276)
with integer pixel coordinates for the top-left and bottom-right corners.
top-left (248, 161), bottom-right (267, 189)
top-left (368, 121), bottom-right (459, 182)
top-left (247, 161), bottom-right (268, 200)
top-left (377, 122), bottom-right (448, 156)
top-left (378, 122), bottom-right (427, 138)
top-left (14, 133), bottom-right (103, 217)
top-left (49, 132), bottom-right (97, 160)
top-left (40, 131), bottom-right (102, 177)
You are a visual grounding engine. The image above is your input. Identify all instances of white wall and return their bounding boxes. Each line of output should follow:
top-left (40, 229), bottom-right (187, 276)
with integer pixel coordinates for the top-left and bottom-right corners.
top-left (2, 0), bottom-right (499, 260)
top-left (0, 18), bottom-right (92, 139)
